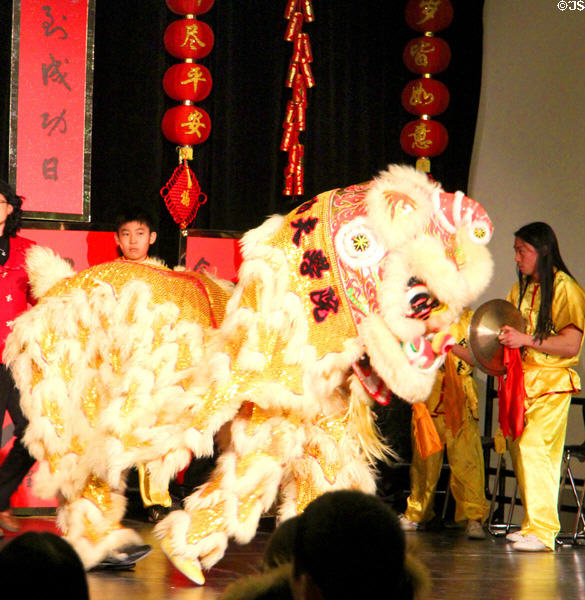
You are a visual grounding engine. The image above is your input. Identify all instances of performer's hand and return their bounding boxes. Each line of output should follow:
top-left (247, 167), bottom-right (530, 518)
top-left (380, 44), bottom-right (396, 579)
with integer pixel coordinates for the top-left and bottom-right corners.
top-left (498, 325), bottom-right (528, 349)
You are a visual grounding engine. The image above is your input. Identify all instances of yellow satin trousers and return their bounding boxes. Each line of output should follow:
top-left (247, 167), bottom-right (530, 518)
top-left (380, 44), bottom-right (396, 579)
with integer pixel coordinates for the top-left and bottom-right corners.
top-left (509, 391), bottom-right (571, 549)
top-left (138, 465), bottom-right (172, 508)
top-left (404, 412), bottom-right (489, 524)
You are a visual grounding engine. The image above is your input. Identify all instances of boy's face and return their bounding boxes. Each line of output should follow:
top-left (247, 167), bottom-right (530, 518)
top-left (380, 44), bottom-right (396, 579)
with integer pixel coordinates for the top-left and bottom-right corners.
top-left (115, 220), bottom-right (157, 262)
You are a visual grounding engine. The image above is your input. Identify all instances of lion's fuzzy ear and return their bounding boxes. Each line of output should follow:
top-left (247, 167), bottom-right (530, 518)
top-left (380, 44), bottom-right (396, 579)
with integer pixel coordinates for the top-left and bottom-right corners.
top-left (365, 164), bottom-right (440, 251)
top-left (25, 245), bottom-right (76, 299)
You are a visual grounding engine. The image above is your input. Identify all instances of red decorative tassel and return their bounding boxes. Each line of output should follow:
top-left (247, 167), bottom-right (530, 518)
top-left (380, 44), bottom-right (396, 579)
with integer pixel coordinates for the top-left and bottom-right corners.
top-left (160, 158), bottom-right (207, 230)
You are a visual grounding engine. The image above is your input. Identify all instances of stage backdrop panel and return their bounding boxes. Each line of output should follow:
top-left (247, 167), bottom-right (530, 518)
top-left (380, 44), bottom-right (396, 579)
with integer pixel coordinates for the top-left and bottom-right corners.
top-left (183, 230), bottom-right (242, 283)
top-left (9, 0), bottom-right (95, 221)
top-left (22, 228), bottom-right (118, 270)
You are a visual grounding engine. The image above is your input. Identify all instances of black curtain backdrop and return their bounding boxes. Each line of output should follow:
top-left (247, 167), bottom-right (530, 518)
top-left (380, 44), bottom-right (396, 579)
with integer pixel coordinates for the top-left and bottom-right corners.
top-left (0, 1), bottom-right (484, 266)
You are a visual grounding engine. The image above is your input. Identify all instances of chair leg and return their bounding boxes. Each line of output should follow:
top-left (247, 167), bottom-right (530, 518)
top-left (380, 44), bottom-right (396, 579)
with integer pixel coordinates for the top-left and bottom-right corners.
top-left (487, 453), bottom-right (503, 533)
top-left (572, 474), bottom-right (585, 544)
top-left (558, 449), bottom-right (572, 513)
top-left (505, 479), bottom-right (519, 533)
top-left (557, 449), bottom-right (585, 545)
top-left (441, 484), bottom-right (451, 521)
top-left (487, 452), bottom-right (521, 535)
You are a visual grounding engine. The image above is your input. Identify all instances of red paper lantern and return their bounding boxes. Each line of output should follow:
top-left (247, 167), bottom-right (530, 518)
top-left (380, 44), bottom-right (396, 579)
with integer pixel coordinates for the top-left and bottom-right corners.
top-left (403, 36), bottom-right (451, 75)
top-left (166, 0), bottom-right (215, 16)
top-left (401, 78), bottom-right (450, 116)
top-left (162, 105), bottom-right (212, 145)
top-left (400, 118), bottom-right (448, 157)
top-left (405, 0), bottom-right (454, 33)
top-left (163, 63), bottom-right (212, 102)
top-left (164, 19), bottom-right (214, 60)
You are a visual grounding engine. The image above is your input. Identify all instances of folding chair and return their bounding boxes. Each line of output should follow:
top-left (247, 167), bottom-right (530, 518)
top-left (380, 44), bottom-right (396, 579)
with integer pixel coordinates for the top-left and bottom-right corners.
top-left (483, 376), bottom-right (521, 536)
top-left (557, 397), bottom-right (585, 545)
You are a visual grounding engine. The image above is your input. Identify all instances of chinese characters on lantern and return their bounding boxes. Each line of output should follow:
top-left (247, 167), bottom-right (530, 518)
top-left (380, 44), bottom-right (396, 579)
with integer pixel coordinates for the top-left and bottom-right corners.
top-left (10, 0), bottom-right (93, 219)
top-left (160, 0), bottom-right (214, 230)
top-left (400, 0), bottom-right (453, 174)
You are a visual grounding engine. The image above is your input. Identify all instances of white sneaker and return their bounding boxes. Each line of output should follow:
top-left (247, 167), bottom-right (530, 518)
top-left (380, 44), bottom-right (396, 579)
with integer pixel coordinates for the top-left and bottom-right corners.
top-left (505, 530), bottom-right (524, 543)
top-left (399, 514), bottom-right (420, 531)
top-left (466, 520), bottom-right (486, 540)
top-left (511, 533), bottom-right (551, 552)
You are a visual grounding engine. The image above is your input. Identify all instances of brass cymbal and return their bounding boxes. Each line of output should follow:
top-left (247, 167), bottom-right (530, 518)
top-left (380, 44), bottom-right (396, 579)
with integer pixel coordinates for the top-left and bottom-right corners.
top-left (469, 299), bottom-right (525, 376)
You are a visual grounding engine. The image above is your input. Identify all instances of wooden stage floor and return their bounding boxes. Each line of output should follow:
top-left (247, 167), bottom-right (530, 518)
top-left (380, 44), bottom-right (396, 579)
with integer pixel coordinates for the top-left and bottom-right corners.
top-left (2, 515), bottom-right (585, 599)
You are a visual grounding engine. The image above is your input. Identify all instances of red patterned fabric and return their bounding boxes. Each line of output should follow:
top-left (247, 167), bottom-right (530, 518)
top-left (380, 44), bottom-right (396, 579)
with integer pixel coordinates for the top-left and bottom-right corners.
top-left (0, 236), bottom-right (35, 360)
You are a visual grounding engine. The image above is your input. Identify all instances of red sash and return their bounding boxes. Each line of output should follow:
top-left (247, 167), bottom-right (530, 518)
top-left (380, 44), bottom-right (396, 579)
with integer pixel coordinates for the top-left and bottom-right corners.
top-left (496, 347), bottom-right (526, 439)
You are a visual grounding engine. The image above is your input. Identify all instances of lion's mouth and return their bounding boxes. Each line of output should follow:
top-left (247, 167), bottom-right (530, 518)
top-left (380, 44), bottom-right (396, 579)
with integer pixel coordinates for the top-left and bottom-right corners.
top-left (402, 332), bottom-right (454, 372)
top-left (402, 277), bottom-right (454, 371)
top-left (405, 277), bottom-right (446, 320)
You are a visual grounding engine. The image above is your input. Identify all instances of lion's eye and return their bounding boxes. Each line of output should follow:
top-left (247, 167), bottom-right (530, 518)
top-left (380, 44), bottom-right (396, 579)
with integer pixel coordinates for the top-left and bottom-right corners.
top-left (406, 279), bottom-right (439, 320)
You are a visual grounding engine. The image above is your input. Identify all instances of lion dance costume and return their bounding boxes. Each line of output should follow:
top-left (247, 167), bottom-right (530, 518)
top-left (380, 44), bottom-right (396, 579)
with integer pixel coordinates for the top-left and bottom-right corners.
top-left (4, 165), bottom-right (493, 583)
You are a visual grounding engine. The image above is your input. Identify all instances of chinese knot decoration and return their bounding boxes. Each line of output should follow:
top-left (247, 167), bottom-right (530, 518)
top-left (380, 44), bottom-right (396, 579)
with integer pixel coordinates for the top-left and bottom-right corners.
top-left (160, 0), bottom-right (214, 230)
top-left (281, 0), bottom-right (315, 197)
top-left (400, 0), bottom-right (453, 174)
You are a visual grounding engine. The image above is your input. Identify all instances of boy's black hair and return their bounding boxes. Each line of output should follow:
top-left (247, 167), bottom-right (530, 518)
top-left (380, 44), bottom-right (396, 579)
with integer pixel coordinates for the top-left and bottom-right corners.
top-left (0, 179), bottom-right (24, 237)
top-left (114, 205), bottom-right (157, 234)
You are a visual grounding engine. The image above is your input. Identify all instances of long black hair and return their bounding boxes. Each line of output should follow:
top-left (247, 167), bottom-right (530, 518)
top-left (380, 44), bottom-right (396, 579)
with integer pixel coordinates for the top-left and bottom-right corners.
top-left (0, 179), bottom-right (24, 237)
top-left (515, 222), bottom-right (573, 340)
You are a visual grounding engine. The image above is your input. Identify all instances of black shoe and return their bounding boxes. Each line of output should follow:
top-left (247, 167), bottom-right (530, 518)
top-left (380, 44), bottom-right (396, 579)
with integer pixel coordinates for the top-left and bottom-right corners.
top-left (92, 557), bottom-right (136, 571)
top-left (118, 544), bottom-right (152, 563)
top-left (91, 544), bottom-right (151, 571)
top-left (148, 505), bottom-right (169, 523)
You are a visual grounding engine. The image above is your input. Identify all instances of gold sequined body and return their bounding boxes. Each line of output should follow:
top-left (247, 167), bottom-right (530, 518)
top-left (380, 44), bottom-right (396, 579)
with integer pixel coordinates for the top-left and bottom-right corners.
top-left (4, 164), bottom-right (494, 577)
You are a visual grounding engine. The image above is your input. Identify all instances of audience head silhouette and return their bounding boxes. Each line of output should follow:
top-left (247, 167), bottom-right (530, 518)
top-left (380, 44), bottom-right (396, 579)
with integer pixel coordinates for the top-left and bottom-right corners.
top-left (0, 531), bottom-right (89, 599)
top-left (292, 490), bottom-right (421, 600)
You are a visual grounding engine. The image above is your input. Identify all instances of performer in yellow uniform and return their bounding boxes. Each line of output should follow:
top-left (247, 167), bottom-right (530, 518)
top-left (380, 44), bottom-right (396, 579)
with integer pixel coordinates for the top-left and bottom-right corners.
top-left (499, 222), bottom-right (585, 552)
top-left (401, 308), bottom-right (489, 539)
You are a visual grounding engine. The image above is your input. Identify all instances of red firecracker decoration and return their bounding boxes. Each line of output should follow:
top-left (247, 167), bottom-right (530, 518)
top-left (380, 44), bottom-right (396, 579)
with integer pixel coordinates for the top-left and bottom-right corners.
top-left (281, 0), bottom-right (315, 197)
top-left (400, 0), bottom-right (453, 174)
top-left (161, 1), bottom-right (214, 231)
